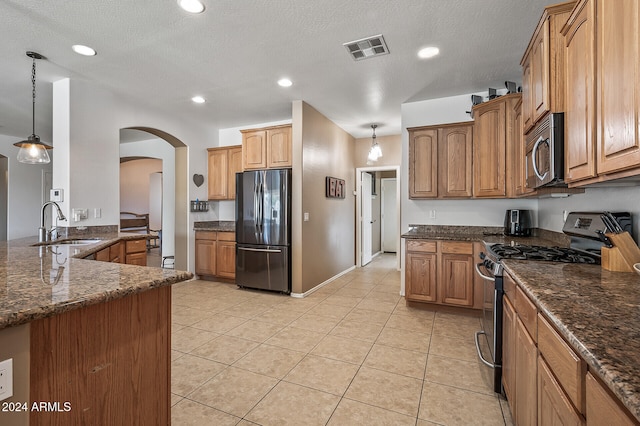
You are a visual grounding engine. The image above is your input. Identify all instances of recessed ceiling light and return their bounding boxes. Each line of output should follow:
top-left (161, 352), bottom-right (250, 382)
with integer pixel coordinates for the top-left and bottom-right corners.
top-left (191, 96), bottom-right (206, 104)
top-left (72, 44), bottom-right (97, 56)
top-left (418, 46), bottom-right (440, 59)
top-left (277, 78), bottom-right (293, 87)
top-left (178, 0), bottom-right (205, 14)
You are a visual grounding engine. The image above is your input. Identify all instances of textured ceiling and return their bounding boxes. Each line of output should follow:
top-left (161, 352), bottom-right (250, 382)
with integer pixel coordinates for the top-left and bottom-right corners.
top-left (0, 0), bottom-right (551, 141)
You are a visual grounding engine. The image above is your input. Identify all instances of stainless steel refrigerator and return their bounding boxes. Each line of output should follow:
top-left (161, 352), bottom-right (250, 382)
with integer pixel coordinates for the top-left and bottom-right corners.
top-left (235, 169), bottom-right (291, 293)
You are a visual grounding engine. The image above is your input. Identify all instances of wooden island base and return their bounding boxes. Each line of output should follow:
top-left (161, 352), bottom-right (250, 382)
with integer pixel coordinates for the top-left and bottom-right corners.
top-left (29, 286), bottom-right (171, 426)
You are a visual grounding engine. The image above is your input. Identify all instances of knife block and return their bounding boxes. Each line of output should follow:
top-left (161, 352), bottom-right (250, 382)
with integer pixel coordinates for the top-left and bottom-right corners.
top-left (601, 232), bottom-right (640, 272)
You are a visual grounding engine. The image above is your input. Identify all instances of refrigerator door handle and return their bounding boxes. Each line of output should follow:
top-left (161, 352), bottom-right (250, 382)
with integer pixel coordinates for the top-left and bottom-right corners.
top-left (238, 247), bottom-right (282, 253)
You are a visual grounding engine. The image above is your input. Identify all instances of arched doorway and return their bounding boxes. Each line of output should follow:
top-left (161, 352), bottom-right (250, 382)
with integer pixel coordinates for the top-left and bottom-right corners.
top-left (120, 127), bottom-right (188, 271)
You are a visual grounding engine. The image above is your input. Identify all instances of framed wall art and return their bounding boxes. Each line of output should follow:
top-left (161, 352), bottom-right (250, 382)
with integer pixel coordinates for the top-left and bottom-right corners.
top-left (325, 176), bottom-right (345, 199)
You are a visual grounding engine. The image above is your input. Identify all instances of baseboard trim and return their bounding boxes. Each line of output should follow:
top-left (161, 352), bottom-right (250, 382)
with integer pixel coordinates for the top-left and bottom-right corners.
top-left (290, 265), bottom-right (356, 298)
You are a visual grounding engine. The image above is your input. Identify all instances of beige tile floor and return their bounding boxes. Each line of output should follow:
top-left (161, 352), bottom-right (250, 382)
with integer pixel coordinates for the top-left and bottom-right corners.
top-left (171, 253), bottom-right (514, 425)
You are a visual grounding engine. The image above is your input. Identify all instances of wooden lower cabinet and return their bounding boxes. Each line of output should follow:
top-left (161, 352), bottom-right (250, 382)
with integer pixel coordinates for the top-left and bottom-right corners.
top-left (502, 296), bottom-right (517, 414)
top-left (515, 316), bottom-right (538, 426)
top-left (503, 270), bottom-right (637, 425)
top-left (538, 356), bottom-right (584, 426)
top-left (586, 372), bottom-right (636, 426)
top-left (30, 286), bottom-right (171, 425)
top-left (93, 238), bottom-right (146, 266)
top-left (440, 242), bottom-right (474, 306)
top-left (405, 250), bottom-right (437, 302)
top-left (125, 239), bottom-right (147, 266)
top-left (404, 239), bottom-right (474, 307)
top-left (195, 230), bottom-right (235, 280)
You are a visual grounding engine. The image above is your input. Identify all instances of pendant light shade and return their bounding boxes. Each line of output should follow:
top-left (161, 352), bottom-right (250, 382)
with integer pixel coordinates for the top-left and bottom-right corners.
top-left (367, 124), bottom-right (382, 162)
top-left (14, 51), bottom-right (52, 165)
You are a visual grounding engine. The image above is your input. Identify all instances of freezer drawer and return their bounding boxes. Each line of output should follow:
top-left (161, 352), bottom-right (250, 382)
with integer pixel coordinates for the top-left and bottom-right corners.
top-left (236, 245), bottom-right (290, 293)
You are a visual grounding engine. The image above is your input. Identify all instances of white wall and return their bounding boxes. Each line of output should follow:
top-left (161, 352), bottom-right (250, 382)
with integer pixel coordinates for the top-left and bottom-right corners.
top-left (0, 134), bottom-right (53, 239)
top-left (539, 186), bottom-right (640, 241)
top-left (119, 158), bottom-right (162, 215)
top-left (52, 78), bottom-right (217, 272)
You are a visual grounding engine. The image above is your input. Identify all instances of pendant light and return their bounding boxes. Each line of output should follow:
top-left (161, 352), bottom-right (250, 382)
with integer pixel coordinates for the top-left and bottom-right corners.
top-left (14, 51), bottom-right (52, 164)
top-left (367, 124), bottom-right (382, 162)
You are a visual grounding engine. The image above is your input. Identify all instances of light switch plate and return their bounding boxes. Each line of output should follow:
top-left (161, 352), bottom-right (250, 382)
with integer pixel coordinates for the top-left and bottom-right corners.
top-left (0, 358), bottom-right (13, 401)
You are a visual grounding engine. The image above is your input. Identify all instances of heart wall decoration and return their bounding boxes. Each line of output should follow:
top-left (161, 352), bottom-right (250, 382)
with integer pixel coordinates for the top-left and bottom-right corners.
top-left (193, 174), bottom-right (204, 187)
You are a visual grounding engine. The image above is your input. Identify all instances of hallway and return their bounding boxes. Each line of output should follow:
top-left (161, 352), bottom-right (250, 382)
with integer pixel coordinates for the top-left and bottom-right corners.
top-left (170, 254), bottom-right (512, 425)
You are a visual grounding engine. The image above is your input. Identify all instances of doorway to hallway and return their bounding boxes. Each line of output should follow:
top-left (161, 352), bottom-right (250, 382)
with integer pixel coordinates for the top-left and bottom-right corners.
top-left (355, 166), bottom-right (400, 270)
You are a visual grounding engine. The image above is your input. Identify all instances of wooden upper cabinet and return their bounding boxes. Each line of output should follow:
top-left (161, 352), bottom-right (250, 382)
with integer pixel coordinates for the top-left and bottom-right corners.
top-left (531, 19), bottom-right (550, 124)
top-left (207, 145), bottom-right (242, 200)
top-left (473, 94), bottom-right (521, 198)
top-left (595, 0), bottom-right (640, 175)
top-left (207, 148), bottom-right (229, 200)
top-left (408, 128), bottom-right (438, 198)
top-left (408, 123), bottom-right (472, 199)
top-left (522, 58), bottom-right (534, 132)
top-left (267, 125), bottom-right (292, 168)
top-left (242, 124), bottom-right (292, 170)
top-left (473, 98), bottom-right (506, 198)
top-left (521, 1), bottom-right (575, 134)
top-left (439, 125), bottom-right (473, 198)
top-left (509, 98), bottom-right (534, 197)
top-left (242, 130), bottom-right (267, 170)
top-left (563, 0), bottom-right (596, 183)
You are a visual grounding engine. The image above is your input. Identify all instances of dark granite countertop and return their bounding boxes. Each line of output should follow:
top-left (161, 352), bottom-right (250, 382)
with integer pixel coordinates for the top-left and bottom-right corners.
top-left (502, 260), bottom-right (640, 422)
top-left (0, 234), bottom-right (193, 330)
top-left (401, 225), bottom-right (568, 247)
top-left (194, 220), bottom-right (235, 232)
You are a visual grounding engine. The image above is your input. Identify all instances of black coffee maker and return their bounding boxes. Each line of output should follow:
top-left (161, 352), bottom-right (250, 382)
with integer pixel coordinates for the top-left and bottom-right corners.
top-left (504, 209), bottom-right (532, 237)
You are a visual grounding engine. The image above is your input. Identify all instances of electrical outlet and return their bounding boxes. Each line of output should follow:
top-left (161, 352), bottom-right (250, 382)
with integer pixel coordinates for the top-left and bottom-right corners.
top-left (94, 208), bottom-right (102, 218)
top-left (0, 358), bottom-right (13, 401)
top-left (429, 210), bottom-right (436, 219)
top-left (72, 208), bottom-right (88, 222)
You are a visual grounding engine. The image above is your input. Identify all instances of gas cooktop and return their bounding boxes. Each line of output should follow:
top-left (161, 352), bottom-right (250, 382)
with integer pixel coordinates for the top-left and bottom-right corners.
top-left (487, 243), bottom-right (601, 264)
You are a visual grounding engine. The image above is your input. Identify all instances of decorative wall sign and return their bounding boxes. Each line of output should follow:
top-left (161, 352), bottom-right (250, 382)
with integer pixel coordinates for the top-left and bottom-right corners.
top-left (193, 174), bottom-right (204, 187)
top-left (326, 176), bottom-right (345, 199)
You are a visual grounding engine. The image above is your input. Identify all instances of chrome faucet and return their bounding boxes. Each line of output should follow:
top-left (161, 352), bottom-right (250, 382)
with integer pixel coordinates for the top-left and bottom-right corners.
top-left (39, 201), bottom-right (66, 242)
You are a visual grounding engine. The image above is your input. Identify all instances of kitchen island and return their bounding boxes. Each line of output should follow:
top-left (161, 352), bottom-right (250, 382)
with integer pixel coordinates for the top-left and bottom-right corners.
top-left (503, 260), bottom-right (640, 423)
top-left (0, 235), bottom-right (193, 426)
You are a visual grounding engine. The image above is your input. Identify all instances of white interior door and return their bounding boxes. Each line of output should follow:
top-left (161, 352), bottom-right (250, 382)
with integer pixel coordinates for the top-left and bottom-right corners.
top-left (381, 178), bottom-right (397, 253)
top-left (362, 172), bottom-right (373, 265)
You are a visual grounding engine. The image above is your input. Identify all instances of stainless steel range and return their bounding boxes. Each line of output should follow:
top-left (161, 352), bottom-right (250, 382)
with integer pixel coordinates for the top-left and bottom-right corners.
top-left (474, 211), bottom-right (632, 394)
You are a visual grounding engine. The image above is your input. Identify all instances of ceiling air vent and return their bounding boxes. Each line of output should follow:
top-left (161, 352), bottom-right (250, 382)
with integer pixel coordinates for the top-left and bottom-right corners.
top-left (343, 34), bottom-right (389, 61)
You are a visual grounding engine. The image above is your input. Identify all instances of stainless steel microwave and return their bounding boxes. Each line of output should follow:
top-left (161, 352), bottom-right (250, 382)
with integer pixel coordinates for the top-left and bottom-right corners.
top-left (525, 112), bottom-right (565, 189)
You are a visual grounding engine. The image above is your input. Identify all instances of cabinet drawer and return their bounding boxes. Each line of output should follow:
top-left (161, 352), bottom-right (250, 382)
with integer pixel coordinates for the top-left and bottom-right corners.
top-left (515, 285), bottom-right (538, 342)
top-left (538, 313), bottom-right (585, 414)
top-left (195, 231), bottom-right (217, 241)
top-left (217, 231), bottom-right (235, 242)
top-left (406, 240), bottom-right (437, 253)
top-left (440, 241), bottom-right (473, 255)
top-left (126, 238), bottom-right (147, 254)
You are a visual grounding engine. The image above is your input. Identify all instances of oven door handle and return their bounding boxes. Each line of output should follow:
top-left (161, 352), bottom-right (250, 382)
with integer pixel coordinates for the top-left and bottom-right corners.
top-left (531, 136), bottom-right (549, 181)
top-left (475, 331), bottom-right (497, 369)
top-left (474, 262), bottom-right (495, 282)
